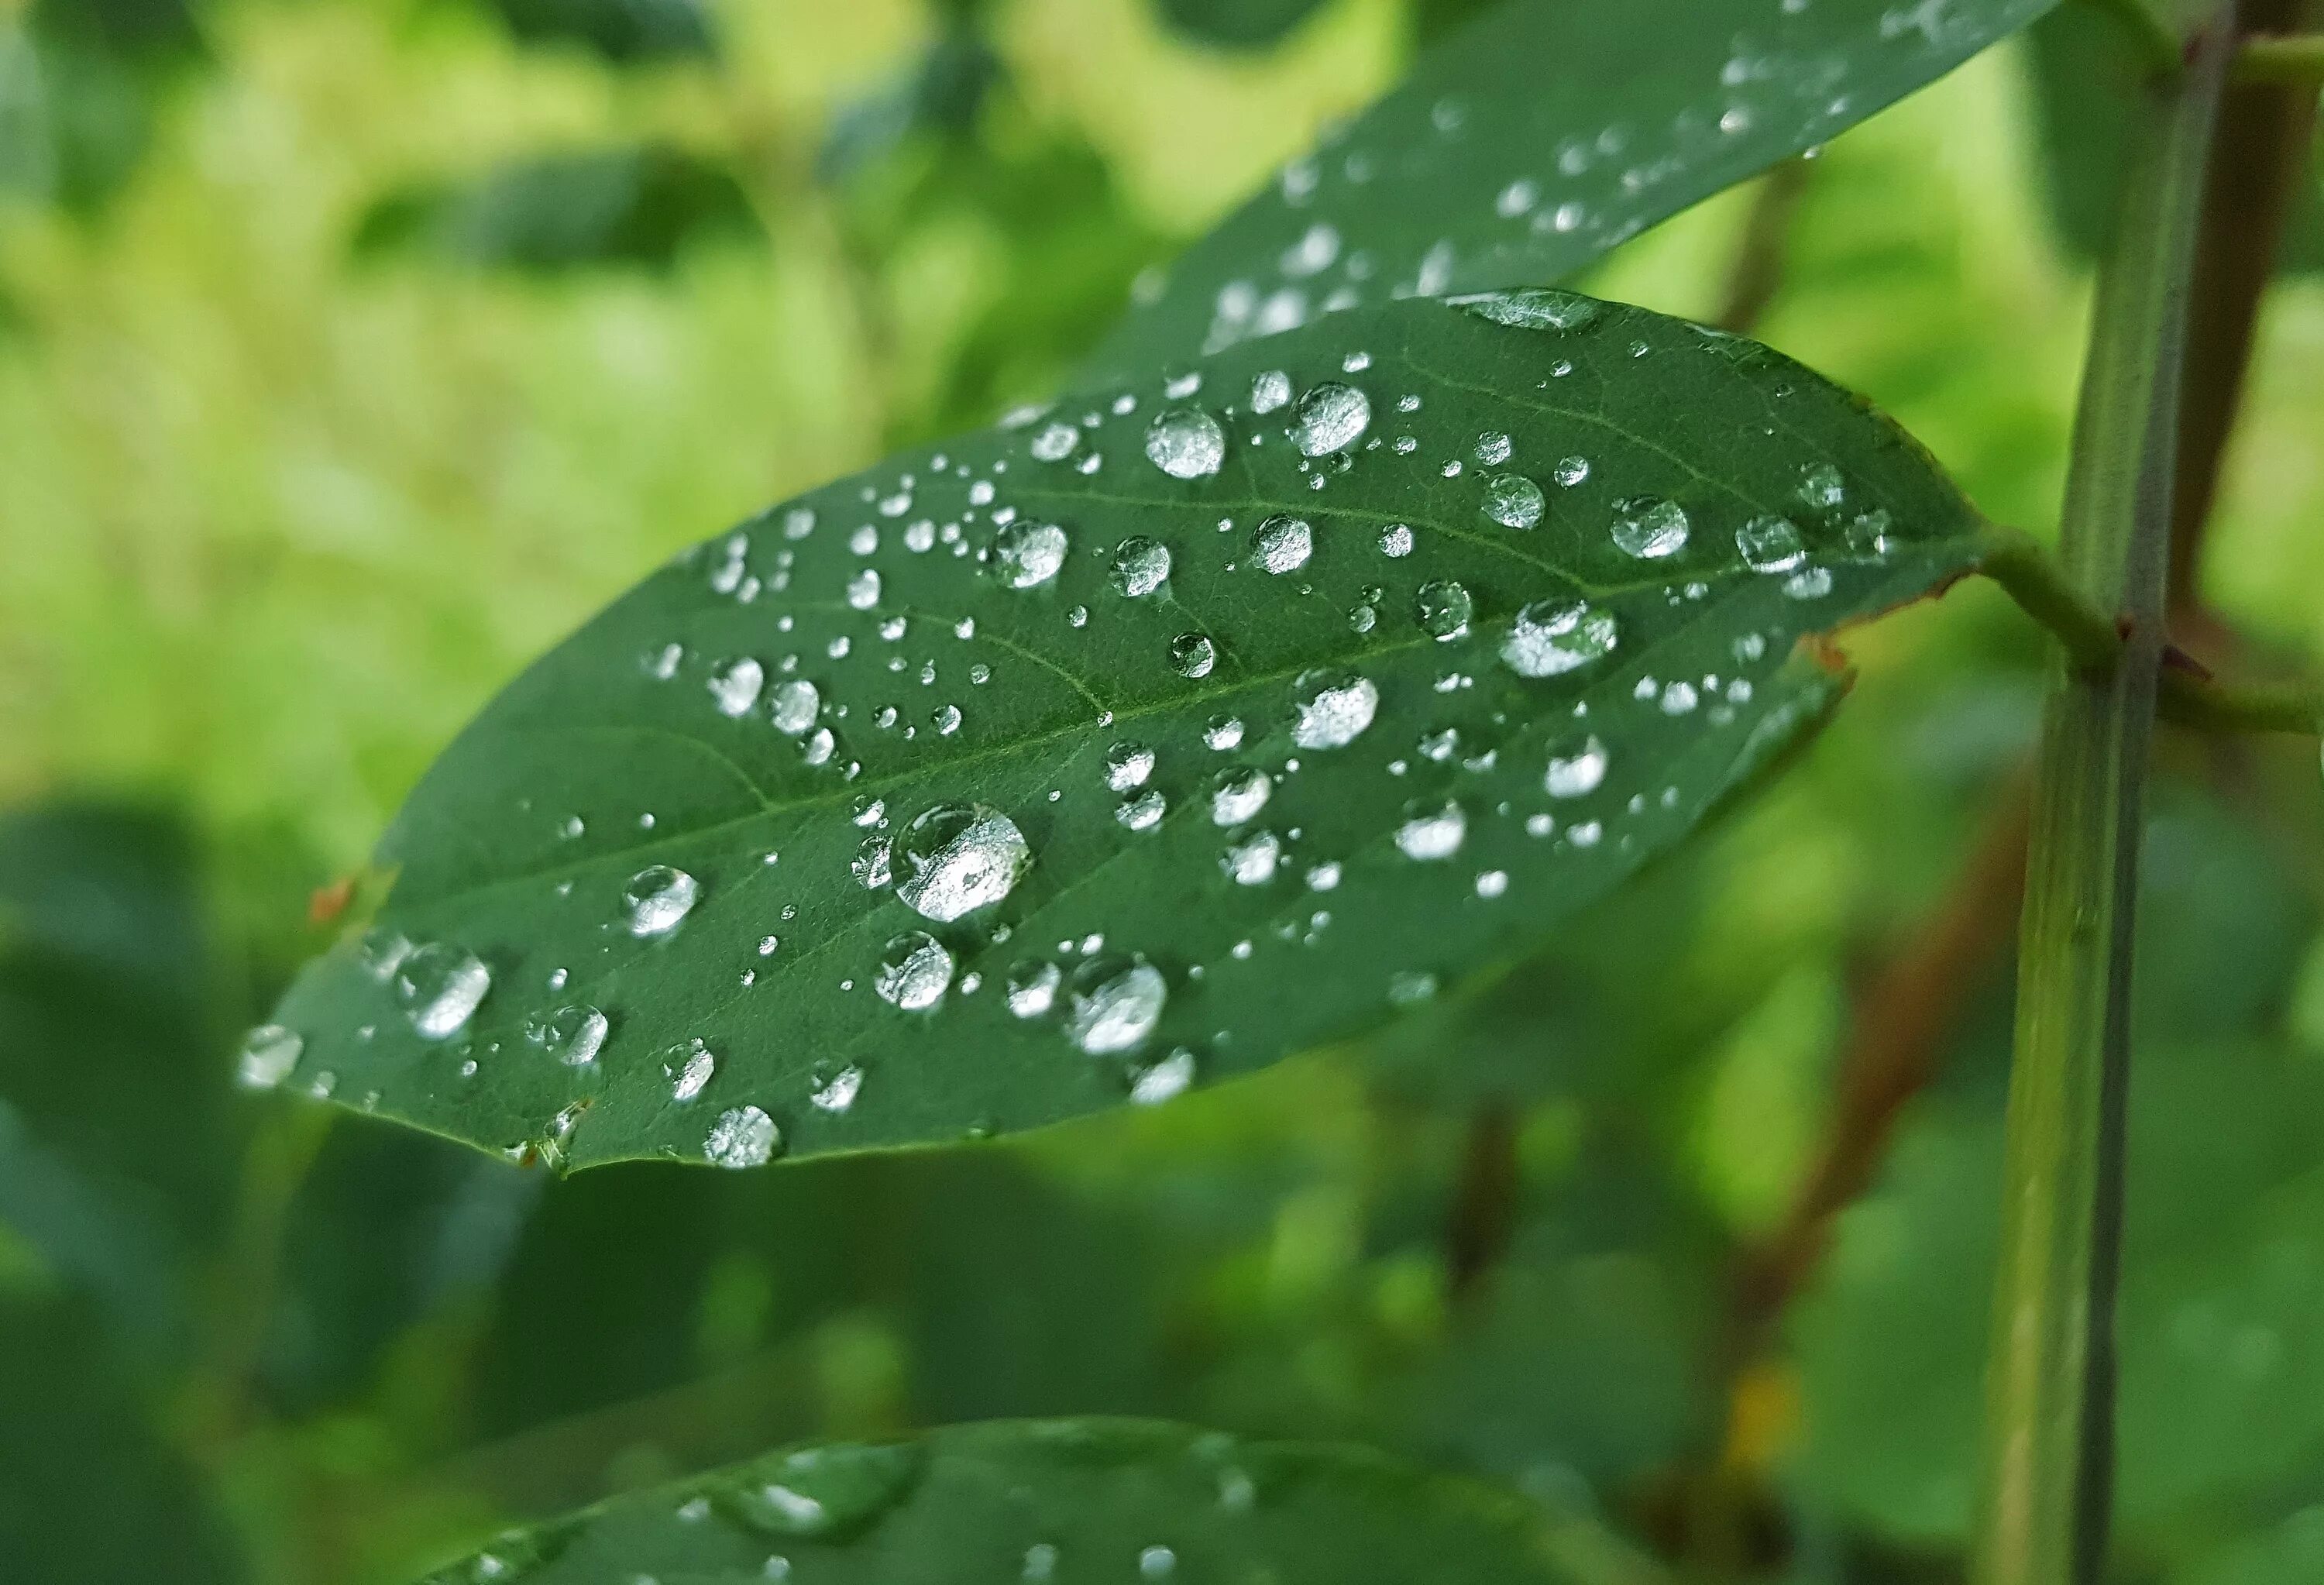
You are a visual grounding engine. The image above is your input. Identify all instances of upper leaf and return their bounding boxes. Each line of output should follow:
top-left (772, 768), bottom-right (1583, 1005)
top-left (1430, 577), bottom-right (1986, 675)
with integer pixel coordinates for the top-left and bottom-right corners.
top-left (263, 291), bottom-right (1982, 1171)
top-left (418, 1418), bottom-right (1585, 1584)
top-left (1087, 0), bottom-right (2058, 379)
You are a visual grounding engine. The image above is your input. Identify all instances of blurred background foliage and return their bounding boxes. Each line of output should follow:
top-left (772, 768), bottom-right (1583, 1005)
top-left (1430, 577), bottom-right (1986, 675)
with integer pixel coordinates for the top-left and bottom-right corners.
top-left (2, 0), bottom-right (2322, 1580)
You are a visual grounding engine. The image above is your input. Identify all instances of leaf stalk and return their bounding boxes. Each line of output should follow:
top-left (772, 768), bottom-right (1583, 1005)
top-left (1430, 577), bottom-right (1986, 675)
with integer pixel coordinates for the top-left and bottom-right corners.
top-left (2236, 31), bottom-right (2324, 78)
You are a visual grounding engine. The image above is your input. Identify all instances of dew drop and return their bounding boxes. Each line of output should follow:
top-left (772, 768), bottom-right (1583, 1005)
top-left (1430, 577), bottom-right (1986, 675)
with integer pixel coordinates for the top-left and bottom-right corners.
top-left (1450, 287), bottom-right (1603, 331)
top-left (1379, 524), bottom-right (1414, 558)
top-left (1030, 421), bottom-right (1079, 462)
top-left (1065, 956), bottom-right (1167, 1054)
top-left (1007, 958), bottom-right (1061, 1018)
top-left (769, 678), bottom-right (821, 734)
top-left (397, 944), bottom-right (491, 1040)
top-left (1501, 599), bottom-right (1619, 677)
top-left (994, 521), bottom-right (1071, 589)
top-left (875, 931), bottom-right (956, 1010)
top-left (1290, 382), bottom-right (1370, 455)
top-left (1252, 514), bottom-right (1313, 574)
top-left (1798, 462), bottom-right (1846, 510)
top-left (1143, 407), bottom-right (1226, 479)
top-left (1106, 741), bottom-right (1157, 791)
top-left (666, 1039), bottom-right (717, 1102)
top-left (1130, 1048), bottom-right (1196, 1105)
top-left (1291, 669), bottom-right (1379, 749)
top-left (851, 835), bottom-right (893, 891)
top-left (622, 865), bottom-right (700, 938)
top-left (1249, 370), bottom-right (1291, 413)
top-left (895, 802), bottom-right (1033, 922)
top-left (710, 658), bottom-right (765, 717)
top-left (1111, 537), bottom-right (1173, 597)
top-left (524, 1004), bottom-right (608, 1067)
top-left (846, 569), bottom-right (882, 610)
top-left (1220, 829), bottom-right (1283, 885)
top-left (236, 1024), bottom-right (302, 1090)
top-left (1737, 515), bottom-right (1807, 572)
top-left (1481, 473), bottom-right (1545, 530)
top-left (1545, 734), bottom-right (1610, 798)
top-left (705, 1106), bottom-right (779, 1168)
top-left (1611, 496), bottom-right (1690, 559)
top-left (1210, 766), bottom-right (1273, 826)
top-left (1784, 566), bottom-right (1834, 600)
top-left (1473, 430), bottom-right (1512, 464)
top-left (1116, 789), bottom-right (1167, 830)
top-left (1553, 455), bottom-right (1590, 487)
top-left (1395, 799), bottom-right (1468, 860)
top-left (1170, 633), bottom-right (1217, 678)
top-left (1204, 714), bottom-right (1244, 751)
top-left (810, 1065), bottom-right (863, 1113)
top-left (1415, 579), bottom-right (1473, 641)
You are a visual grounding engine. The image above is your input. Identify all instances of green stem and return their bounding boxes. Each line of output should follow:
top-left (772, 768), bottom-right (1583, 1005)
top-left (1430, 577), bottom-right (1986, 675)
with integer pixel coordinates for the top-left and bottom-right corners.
top-left (2159, 669), bottom-right (2324, 733)
top-left (2238, 32), bottom-right (2324, 78)
top-left (1971, 12), bottom-right (2235, 1585)
top-left (1976, 526), bottom-right (2124, 673)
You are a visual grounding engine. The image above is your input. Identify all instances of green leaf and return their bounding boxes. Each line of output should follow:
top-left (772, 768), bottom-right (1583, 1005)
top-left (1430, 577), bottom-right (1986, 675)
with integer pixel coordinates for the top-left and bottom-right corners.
top-left (1087, 0), bottom-right (2057, 380)
top-left (2025, 3), bottom-right (2324, 277)
top-left (416, 1418), bottom-right (1583, 1584)
top-left (484, 0), bottom-right (717, 64)
top-left (352, 143), bottom-right (761, 275)
top-left (816, 28), bottom-right (1003, 187)
top-left (1153, 0), bottom-right (1333, 53)
top-left (263, 290), bottom-right (1982, 1172)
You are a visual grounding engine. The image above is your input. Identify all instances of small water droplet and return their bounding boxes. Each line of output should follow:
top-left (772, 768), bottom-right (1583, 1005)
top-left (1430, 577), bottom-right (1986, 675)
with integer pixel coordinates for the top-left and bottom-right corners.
top-left (717, 1442), bottom-right (921, 1539)
top-left (1249, 370), bottom-right (1291, 413)
top-left (623, 865), bottom-right (700, 938)
top-left (1798, 462), bottom-right (1845, 510)
top-left (397, 944), bottom-right (491, 1040)
top-left (1252, 514), bottom-right (1313, 574)
top-left (1474, 430), bottom-right (1512, 464)
top-left (769, 678), bottom-right (821, 734)
top-left (1143, 407), bottom-right (1225, 479)
top-left (1204, 714), bottom-right (1244, 751)
top-left (710, 658), bottom-right (765, 717)
top-left (1030, 421), bottom-right (1079, 462)
top-left (1116, 789), bottom-right (1167, 830)
top-left (1783, 566), bottom-right (1834, 600)
top-left (846, 569), bottom-right (882, 610)
top-left (525, 1005), bottom-right (608, 1067)
top-left (705, 1105), bottom-right (779, 1168)
top-left (1007, 959), bottom-right (1061, 1018)
top-left (666, 1039), bottom-right (716, 1102)
top-left (1451, 287), bottom-right (1603, 331)
top-left (236, 1024), bottom-right (302, 1089)
top-left (1553, 455), bottom-right (1590, 487)
top-left (1481, 472), bottom-right (1545, 530)
top-left (1131, 1048), bottom-right (1196, 1105)
top-left (1210, 766), bottom-right (1272, 826)
top-left (1501, 599), bottom-right (1619, 677)
top-left (1415, 579), bottom-right (1473, 641)
top-left (876, 931), bottom-right (956, 1010)
top-left (1291, 669), bottom-right (1378, 749)
top-left (1111, 537), bottom-right (1172, 597)
top-left (1737, 516), bottom-right (1807, 572)
top-left (1290, 382), bottom-right (1370, 456)
top-left (1545, 734), bottom-right (1609, 798)
top-left (1106, 741), bottom-right (1157, 791)
top-left (1611, 496), bottom-right (1689, 559)
top-left (1219, 828), bottom-right (1283, 885)
top-left (1170, 633), bottom-right (1217, 678)
top-left (1379, 524), bottom-right (1414, 557)
top-left (810, 1065), bottom-right (863, 1113)
top-left (1066, 956), bottom-right (1167, 1054)
top-left (994, 522), bottom-right (1071, 589)
top-left (1395, 799), bottom-right (1467, 859)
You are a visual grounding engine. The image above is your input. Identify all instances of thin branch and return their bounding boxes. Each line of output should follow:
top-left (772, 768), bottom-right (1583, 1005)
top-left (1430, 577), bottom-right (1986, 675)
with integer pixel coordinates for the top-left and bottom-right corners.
top-left (1714, 159), bottom-right (1812, 338)
top-left (1977, 526), bottom-right (2125, 672)
top-left (2171, 0), bottom-right (2324, 616)
top-left (2237, 31), bottom-right (2324, 77)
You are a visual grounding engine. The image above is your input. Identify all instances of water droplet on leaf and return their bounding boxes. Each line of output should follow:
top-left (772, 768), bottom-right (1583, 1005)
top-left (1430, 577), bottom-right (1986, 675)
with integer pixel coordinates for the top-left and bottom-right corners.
top-left (895, 803), bottom-right (1032, 922)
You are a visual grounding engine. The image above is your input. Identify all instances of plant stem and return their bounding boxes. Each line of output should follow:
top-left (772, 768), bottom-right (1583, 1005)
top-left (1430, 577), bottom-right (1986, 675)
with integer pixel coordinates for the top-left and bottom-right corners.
top-left (1971, 12), bottom-right (2234, 1585)
top-left (2237, 31), bottom-right (2324, 77)
top-left (1976, 526), bottom-right (2125, 672)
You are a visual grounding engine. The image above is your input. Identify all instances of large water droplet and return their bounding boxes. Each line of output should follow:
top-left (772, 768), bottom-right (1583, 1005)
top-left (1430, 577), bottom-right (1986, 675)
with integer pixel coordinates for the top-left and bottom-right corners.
top-left (709, 658), bottom-right (764, 717)
top-left (622, 865), bottom-right (700, 938)
top-left (1415, 579), bottom-right (1473, 641)
top-left (1290, 382), bottom-right (1370, 456)
top-left (1798, 462), bottom-right (1845, 511)
top-left (525, 1004), bottom-right (608, 1067)
top-left (705, 1105), bottom-right (780, 1168)
top-left (846, 569), bottom-right (882, 610)
top-left (1611, 496), bottom-right (1689, 559)
top-left (1210, 766), bottom-right (1272, 826)
top-left (1291, 669), bottom-right (1378, 749)
top-left (1249, 370), bottom-right (1291, 414)
top-left (1481, 473), bottom-right (1545, 530)
top-left (717, 1442), bottom-right (923, 1540)
top-left (397, 944), bottom-right (491, 1040)
top-left (1394, 799), bottom-right (1468, 860)
top-left (1029, 421), bottom-right (1079, 462)
top-left (1170, 633), bottom-right (1217, 678)
top-left (769, 678), bottom-right (821, 734)
top-left (1130, 1048), bottom-right (1196, 1105)
top-left (236, 1023), bottom-right (302, 1089)
top-left (1501, 599), bottom-right (1619, 677)
top-left (1116, 789), bottom-right (1167, 830)
top-left (1545, 734), bottom-right (1610, 798)
top-left (994, 521), bottom-right (1070, 589)
top-left (1143, 407), bottom-right (1225, 479)
top-left (1111, 537), bottom-right (1172, 597)
top-left (851, 835), bottom-right (893, 891)
top-left (1252, 514), bottom-right (1313, 574)
top-left (895, 802), bottom-right (1032, 922)
top-left (665, 1038), bottom-right (716, 1101)
top-left (1736, 515), bottom-right (1807, 572)
top-left (811, 1064), bottom-right (863, 1113)
top-left (1065, 956), bottom-right (1167, 1054)
top-left (1106, 741), bottom-right (1156, 792)
top-left (1204, 714), bottom-right (1244, 751)
top-left (1450, 287), bottom-right (1604, 331)
top-left (876, 931), bottom-right (956, 1010)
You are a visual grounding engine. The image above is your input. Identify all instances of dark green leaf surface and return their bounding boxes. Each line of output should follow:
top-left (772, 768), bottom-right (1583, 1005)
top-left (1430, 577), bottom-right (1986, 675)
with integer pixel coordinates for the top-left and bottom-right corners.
top-left (1153, 0), bottom-right (1333, 52)
top-left (1088, 0), bottom-right (2056, 379)
top-left (418, 1418), bottom-right (1580, 1585)
top-left (486, 0), bottom-right (717, 63)
top-left (265, 291), bottom-right (1982, 1171)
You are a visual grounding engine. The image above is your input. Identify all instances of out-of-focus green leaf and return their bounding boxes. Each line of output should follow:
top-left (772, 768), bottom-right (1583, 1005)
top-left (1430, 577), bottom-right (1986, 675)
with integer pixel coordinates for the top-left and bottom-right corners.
top-left (28, 0), bottom-right (202, 62)
top-left (261, 290), bottom-right (1985, 1174)
top-left (0, 1289), bottom-right (245, 1585)
top-left (2024, 3), bottom-right (2324, 274)
top-left (352, 143), bottom-right (761, 275)
top-left (2, 0), bottom-right (206, 215)
top-left (418, 1418), bottom-right (1585, 1584)
top-left (816, 28), bottom-right (1003, 187)
top-left (1088, 0), bottom-right (2057, 379)
top-left (1153, 0), bottom-right (1332, 52)
top-left (252, 289), bottom-right (1986, 1177)
top-left (483, 0), bottom-right (717, 63)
